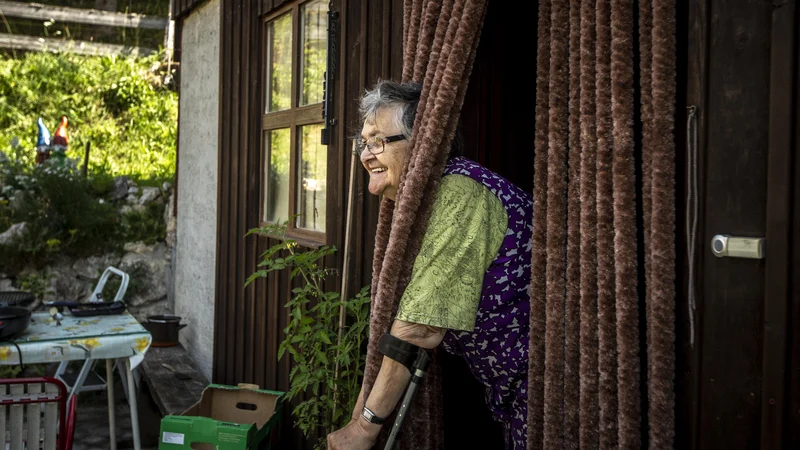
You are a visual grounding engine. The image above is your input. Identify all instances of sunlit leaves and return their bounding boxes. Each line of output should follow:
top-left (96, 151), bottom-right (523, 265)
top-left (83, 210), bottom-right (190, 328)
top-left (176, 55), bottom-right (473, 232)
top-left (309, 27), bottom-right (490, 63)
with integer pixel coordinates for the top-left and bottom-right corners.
top-left (247, 219), bottom-right (370, 448)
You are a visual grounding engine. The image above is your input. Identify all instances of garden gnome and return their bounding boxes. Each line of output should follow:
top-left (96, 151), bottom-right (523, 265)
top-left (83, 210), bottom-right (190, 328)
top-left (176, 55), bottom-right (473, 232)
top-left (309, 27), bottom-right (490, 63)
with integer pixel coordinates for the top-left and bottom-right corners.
top-left (50, 116), bottom-right (69, 167)
top-left (35, 117), bottom-right (51, 165)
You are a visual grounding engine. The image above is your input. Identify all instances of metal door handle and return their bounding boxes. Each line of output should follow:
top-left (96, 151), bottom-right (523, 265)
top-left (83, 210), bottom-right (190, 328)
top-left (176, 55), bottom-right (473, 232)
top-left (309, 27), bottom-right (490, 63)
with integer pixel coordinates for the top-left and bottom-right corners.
top-left (710, 235), bottom-right (765, 259)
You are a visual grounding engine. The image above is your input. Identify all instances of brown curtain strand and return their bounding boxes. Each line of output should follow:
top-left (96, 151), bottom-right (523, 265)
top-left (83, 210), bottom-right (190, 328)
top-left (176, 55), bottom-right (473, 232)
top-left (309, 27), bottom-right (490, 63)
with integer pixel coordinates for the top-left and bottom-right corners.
top-left (639, 0), bottom-right (654, 359)
top-left (610, 0), bottom-right (640, 447)
top-left (595, 0), bottom-right (619, 446)
top-left (529, 0), bottom-right (676, 448)
top-left (564, 0), bottom-right (584, 447)
top-left (578, 0), bottom-right (599, 447)
top-left (528, 0), bottom-right (552, 447)
top-left (543, 0), bottom-right (570, 447)
top-left (648, 0), bottom-right (677, 447)
top-left (362, 1), bottom-right (488, 449)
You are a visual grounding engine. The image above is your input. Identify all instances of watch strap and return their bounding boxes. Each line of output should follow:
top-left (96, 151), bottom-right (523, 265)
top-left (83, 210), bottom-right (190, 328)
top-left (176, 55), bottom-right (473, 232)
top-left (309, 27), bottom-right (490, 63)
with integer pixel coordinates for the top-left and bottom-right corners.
top-left (361, 406), bottom-right (386, 424)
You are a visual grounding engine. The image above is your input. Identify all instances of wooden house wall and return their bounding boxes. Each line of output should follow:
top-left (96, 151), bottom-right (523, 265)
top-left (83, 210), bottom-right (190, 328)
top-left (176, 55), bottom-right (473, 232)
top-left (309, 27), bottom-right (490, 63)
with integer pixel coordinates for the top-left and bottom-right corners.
top-left (211, 1), bottom-right (404, 447)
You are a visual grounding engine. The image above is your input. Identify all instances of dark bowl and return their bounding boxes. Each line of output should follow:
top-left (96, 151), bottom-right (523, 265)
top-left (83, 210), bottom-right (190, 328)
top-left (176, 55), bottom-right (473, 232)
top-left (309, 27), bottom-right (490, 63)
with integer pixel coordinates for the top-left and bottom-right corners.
top-left (0, 306), bottom-right (32, 339)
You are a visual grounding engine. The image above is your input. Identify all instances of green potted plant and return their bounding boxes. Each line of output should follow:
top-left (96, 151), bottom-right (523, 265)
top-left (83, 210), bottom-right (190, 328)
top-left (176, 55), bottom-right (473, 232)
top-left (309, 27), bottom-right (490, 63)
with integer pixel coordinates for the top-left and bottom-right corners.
top-left (247, 218), bottom-right (370, 449)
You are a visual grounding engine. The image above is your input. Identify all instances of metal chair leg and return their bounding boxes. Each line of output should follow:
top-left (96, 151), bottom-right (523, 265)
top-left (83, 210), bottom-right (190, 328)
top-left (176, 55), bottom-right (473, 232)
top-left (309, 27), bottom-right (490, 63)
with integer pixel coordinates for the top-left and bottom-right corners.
top-left (125, 359), bottom-right (142, 450)
top-left (66, 360), bottom-right (95, 404)
top-left (106, 359), bottom-right (117, 450)
top-left (117, 361), bottom-right (130, 403)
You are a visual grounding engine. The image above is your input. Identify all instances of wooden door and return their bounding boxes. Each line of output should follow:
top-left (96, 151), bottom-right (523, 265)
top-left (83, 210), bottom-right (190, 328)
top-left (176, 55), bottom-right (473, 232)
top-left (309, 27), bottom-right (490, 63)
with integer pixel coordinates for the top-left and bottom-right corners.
top-left (682, 1), bottom-right (798, 449)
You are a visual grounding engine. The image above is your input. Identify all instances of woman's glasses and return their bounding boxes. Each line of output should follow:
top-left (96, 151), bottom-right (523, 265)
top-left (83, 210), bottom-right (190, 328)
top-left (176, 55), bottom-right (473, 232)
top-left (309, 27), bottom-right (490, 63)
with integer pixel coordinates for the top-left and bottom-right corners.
top-left (355, 134), bottom-right (407, 156)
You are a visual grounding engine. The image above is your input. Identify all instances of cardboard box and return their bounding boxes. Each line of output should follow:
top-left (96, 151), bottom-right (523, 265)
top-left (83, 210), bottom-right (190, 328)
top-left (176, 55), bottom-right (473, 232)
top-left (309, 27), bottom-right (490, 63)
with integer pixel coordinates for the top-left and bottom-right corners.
top-left (158, 383), bottom-right (284, 450)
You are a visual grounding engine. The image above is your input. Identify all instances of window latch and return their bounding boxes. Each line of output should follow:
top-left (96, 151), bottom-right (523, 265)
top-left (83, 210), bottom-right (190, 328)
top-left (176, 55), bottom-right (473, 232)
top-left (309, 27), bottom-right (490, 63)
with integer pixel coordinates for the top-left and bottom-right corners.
top-left (321, 8), bottom-right (339, 145)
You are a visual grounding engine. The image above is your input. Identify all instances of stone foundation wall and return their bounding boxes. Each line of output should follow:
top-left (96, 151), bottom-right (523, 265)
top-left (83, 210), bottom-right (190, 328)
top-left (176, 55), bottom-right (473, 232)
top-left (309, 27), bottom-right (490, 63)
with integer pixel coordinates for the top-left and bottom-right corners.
top-left (0, 179), bottom-right (177, 324)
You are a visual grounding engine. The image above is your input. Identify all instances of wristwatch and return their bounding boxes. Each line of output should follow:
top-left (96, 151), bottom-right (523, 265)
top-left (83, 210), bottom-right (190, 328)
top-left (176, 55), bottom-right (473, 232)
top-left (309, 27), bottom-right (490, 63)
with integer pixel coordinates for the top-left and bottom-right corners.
top-left (361, 406), bottom-right (386, 424)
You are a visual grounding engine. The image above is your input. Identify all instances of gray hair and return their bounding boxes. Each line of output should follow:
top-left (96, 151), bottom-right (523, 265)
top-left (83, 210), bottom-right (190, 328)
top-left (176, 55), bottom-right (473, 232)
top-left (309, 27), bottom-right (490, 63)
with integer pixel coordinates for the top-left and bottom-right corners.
top-left (359, 79), bottom-right (421, 140)
top-left (357, 79), bottom-right (463, 157)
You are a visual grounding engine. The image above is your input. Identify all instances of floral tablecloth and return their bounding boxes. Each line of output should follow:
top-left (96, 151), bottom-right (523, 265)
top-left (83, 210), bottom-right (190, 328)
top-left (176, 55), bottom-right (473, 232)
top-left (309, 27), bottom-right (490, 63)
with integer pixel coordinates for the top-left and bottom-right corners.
top-left (0, 311), bottom-right (151, 368)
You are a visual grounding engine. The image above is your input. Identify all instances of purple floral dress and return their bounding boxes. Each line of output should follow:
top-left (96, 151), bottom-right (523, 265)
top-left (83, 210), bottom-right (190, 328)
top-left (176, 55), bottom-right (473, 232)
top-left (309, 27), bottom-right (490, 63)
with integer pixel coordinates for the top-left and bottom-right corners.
top-left (440, 157), bottom-right (533, 450)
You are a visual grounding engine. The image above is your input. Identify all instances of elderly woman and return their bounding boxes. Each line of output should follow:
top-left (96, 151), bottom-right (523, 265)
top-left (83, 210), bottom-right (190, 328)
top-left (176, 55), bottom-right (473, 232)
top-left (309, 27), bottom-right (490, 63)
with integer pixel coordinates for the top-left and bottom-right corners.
top-left (328, 80), bottom-right (532, 450)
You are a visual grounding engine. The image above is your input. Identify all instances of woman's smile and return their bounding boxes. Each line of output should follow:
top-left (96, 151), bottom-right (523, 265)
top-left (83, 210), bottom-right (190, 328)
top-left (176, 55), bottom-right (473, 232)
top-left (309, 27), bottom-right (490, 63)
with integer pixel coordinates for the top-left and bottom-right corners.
top-left (359, 108), bottom-right (409, 201)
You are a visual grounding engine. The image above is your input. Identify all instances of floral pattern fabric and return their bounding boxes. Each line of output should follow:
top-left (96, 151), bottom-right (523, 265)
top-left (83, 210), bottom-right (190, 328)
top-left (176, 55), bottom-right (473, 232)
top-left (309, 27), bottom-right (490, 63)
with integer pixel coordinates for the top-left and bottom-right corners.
top-left (437, 157), bottom-right (533, 450)
top-left (396, 174), bottom-right (507, 331)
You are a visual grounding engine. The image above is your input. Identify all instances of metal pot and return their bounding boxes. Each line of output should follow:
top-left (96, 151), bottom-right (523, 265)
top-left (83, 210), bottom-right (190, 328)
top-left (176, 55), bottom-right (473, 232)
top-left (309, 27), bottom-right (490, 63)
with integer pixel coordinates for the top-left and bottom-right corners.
top-left (0, 306), bottom-right (31, 340)
top-left (143, 315), bottom-right (187, 347)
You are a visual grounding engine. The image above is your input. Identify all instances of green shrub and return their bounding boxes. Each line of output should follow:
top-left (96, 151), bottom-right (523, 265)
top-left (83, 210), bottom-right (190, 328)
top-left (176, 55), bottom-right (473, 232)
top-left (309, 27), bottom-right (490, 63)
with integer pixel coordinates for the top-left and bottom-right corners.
top-left (0, 198), bottom-right (11, 233)
top-left (0, 363), bottom-right (49, 379)
top-left (121, 201), bottom-right (166, 245)
top-left (17, 272), bottom-right (54, 301)
top-left (5, 163), bottom-right (118, 256)
top-left (0, 160), bottom-right (166, 272)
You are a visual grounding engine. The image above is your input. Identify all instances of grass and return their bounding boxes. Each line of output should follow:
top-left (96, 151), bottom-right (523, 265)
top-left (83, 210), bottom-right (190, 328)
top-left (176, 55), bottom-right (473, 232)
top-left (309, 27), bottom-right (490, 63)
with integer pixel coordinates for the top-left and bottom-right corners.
top-left (0, 50), bottom-right (177, 183)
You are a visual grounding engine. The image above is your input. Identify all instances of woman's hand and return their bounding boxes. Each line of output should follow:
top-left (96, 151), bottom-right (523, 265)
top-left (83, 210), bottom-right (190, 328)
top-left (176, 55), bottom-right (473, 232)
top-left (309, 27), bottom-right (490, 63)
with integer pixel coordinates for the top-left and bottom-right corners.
top-left (329, 320), bottom-right (444, 449)
top-left (327, 418), bottom-right (379, 450)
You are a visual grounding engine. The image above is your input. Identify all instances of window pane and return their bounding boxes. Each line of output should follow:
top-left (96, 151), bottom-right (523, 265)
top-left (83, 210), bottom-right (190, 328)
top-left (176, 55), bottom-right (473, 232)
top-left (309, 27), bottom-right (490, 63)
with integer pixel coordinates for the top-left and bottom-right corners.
top-left (296, 124), bottom-right (326, 232)
top-left (300, 1), bottom-right (328, 106)
top-left (267, 13), bottom-right (292, 112)
top-left (264, 129), bottom-right (290, 224)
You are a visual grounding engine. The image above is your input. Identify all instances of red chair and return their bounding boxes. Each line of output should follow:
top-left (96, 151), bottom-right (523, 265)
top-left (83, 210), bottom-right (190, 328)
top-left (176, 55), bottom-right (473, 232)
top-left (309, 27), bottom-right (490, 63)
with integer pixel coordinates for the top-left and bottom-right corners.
top-left (0, 377), bottom-right (77, 450)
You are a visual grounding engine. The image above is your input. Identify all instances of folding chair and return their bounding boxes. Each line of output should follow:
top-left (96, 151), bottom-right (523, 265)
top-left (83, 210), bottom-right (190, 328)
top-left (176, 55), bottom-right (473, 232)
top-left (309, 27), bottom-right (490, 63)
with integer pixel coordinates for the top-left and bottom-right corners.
top-left (0, 377), bottom-right (77, 450)
top-left (54, 267), bottom-right (131, 400)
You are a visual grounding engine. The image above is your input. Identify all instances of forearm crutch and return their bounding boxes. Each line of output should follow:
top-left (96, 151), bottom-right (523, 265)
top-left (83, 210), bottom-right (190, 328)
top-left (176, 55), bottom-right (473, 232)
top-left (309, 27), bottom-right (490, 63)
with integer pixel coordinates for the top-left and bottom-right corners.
top-left (378, 333), bottom-right (432, 450)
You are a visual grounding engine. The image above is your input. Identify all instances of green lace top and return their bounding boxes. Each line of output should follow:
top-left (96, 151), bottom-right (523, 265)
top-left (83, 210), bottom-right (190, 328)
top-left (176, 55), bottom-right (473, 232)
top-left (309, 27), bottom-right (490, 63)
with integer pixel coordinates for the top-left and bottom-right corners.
top-left (395, 174), bottom-right (507, 331)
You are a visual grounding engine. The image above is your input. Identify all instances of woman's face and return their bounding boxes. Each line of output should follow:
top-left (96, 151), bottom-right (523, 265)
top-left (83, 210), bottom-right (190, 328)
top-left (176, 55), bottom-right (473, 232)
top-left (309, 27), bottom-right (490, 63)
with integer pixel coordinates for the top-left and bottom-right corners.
top-left (359, 108), bottom-right (409, 201)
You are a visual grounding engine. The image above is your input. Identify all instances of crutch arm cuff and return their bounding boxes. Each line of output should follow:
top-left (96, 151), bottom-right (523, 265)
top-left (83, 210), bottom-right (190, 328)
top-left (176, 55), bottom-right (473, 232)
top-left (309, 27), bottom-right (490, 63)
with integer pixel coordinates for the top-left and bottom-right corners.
top-left (378, 332), bottom-right (428, 373)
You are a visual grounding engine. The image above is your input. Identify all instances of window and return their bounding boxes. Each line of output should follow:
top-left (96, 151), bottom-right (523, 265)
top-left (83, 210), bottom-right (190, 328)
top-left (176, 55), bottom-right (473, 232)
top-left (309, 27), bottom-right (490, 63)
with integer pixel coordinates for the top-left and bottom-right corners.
top-left (262, 0), bottom-right (328, 239)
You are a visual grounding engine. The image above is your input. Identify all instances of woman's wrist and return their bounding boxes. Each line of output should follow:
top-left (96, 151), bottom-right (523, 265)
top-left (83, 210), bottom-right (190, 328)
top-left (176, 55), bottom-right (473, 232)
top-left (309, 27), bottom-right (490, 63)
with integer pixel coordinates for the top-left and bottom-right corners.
top-left (357, 412), bottom-right (383, 439)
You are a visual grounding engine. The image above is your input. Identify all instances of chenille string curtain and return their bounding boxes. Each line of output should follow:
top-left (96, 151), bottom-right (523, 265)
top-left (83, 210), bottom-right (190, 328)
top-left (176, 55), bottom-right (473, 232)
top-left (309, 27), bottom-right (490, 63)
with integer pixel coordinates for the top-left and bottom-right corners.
top-left (527, 0), bottom-right (676, 449)
top-left (361, 1), bottom-right (489, 449)
top-left (361, 0), bottom-right (676, 448)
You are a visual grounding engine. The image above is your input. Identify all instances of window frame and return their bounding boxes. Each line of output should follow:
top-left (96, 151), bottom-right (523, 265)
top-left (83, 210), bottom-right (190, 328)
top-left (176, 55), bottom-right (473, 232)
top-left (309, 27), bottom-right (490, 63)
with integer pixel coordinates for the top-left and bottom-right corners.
top-left (259, 1), bottom-right (328, 245)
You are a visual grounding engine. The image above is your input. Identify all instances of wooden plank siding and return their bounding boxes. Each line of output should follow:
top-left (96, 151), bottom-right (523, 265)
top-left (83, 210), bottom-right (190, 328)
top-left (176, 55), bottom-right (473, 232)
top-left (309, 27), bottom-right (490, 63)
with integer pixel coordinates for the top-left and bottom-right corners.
top-left (681, 0), bottom-right (706, 448)
top-left (762, 1), bottom-right (797, 447)
top-left (212, 1), bottom-right (404, 447)
top-left (685, 1), bottom-right (799, 449)
top-left (790, 45), bottom-right (800, 446)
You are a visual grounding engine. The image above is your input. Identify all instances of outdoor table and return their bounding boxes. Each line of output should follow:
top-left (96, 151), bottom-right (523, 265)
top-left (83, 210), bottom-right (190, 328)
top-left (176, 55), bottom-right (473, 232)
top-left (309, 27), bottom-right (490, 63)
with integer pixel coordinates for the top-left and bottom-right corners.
top-left (0, 310), bottom-right (151, 450)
